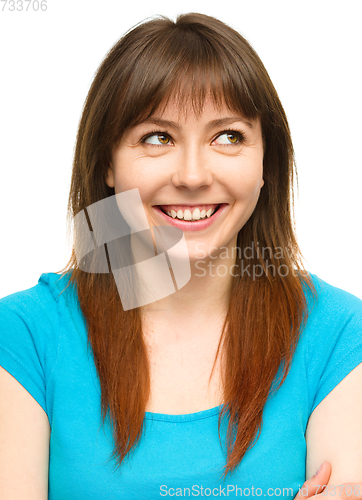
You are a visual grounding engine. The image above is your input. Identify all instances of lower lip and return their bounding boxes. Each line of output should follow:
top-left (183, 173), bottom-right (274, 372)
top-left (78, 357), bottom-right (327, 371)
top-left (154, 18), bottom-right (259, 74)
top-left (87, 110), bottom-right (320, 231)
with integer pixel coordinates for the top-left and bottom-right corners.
top-left (152, 204), bottom-right (228, 231)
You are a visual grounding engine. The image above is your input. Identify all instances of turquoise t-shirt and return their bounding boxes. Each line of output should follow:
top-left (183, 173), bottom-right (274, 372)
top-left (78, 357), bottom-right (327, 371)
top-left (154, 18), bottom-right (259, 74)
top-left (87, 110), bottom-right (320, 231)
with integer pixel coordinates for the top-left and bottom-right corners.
top-left (1, 271), bottom-right (362, 499)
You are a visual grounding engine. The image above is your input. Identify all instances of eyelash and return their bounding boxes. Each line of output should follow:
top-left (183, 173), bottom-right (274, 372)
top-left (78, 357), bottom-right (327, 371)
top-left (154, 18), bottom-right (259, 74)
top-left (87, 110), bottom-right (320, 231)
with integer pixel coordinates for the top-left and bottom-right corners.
top-left (139, 128), bottom-right (246, 147)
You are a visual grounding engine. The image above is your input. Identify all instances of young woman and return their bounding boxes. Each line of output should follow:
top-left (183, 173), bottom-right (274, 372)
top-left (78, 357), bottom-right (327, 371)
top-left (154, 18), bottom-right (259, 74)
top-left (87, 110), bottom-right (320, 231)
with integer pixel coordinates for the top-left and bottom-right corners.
top-left (1, 12), bottom-right (362, 500)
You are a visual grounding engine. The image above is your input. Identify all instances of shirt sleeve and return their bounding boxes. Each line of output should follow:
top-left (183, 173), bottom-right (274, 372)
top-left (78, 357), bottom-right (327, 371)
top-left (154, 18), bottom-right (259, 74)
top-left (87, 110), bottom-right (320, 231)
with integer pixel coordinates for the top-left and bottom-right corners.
top-left (0, 281), bottom-right (60, 417)
top-left (306, 275), bottom-right (362, 415)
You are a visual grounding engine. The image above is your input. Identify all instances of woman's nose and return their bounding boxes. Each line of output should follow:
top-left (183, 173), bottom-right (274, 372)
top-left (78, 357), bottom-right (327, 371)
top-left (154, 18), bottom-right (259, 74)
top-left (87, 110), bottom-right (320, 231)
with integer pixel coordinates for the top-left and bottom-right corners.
top-left (171, 147), bottom-right (213, 190)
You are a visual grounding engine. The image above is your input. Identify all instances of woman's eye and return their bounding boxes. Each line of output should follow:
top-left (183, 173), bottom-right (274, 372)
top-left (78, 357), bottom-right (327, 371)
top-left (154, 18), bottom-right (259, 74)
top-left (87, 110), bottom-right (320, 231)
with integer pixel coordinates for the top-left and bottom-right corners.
top-left (142, 133), bottom-right (172, 146)
top-left (214, 131), bottom-right (243, 145)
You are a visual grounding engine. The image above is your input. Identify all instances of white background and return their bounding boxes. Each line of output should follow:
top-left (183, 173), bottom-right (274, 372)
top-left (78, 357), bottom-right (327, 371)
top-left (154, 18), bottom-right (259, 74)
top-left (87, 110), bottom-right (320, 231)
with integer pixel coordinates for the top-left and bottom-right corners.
top-left (0, 0), bottom-right (361, 299)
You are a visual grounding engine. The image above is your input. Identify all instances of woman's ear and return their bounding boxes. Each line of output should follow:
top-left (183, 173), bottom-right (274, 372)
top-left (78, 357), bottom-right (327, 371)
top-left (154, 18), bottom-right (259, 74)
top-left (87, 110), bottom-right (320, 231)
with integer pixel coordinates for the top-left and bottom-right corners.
top-left (105, 165), bottom-right (115, 188)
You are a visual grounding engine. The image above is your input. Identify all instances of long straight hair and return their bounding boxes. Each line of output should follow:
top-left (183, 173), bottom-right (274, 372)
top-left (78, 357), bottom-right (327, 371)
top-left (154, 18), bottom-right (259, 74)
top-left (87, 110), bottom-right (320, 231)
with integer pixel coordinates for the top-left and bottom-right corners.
top-left (59, 12), bottom-right (316, 479)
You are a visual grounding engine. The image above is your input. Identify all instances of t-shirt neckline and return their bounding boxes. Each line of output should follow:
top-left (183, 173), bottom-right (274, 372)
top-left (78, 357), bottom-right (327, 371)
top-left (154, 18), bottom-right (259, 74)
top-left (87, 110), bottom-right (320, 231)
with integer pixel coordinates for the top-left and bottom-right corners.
top-left (144, 404), bottom-right (224, 422)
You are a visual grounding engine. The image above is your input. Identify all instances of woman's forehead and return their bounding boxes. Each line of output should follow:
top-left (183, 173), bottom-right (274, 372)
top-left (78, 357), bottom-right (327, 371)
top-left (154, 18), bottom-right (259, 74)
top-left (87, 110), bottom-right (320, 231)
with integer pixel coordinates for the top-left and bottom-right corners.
top-left (149, 91), bottom-right (240, 121)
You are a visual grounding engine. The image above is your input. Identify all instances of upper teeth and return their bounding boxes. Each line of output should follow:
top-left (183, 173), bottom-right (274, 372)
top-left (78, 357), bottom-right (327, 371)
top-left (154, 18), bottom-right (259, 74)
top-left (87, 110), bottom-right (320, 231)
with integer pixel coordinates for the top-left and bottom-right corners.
top-left (166, 207), bottom-right (216, 220)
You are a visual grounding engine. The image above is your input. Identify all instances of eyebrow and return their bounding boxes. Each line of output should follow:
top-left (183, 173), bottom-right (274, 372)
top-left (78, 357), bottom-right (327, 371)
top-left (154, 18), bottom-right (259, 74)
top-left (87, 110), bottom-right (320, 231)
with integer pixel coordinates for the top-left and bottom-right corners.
top-left (134, 116), bottom-right (254, 130)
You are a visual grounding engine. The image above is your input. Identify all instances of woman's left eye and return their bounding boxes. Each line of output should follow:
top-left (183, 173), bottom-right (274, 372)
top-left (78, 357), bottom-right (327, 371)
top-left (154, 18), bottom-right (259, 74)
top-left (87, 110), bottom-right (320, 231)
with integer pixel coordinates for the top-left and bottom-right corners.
top-left (214, 131), bottom-right (244, 145)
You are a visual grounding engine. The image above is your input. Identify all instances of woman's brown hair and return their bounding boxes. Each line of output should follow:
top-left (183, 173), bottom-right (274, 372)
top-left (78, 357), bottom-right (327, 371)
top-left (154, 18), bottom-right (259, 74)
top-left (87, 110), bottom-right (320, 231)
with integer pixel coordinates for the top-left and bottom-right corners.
top-left (59, 12), bottom-right (317, 479)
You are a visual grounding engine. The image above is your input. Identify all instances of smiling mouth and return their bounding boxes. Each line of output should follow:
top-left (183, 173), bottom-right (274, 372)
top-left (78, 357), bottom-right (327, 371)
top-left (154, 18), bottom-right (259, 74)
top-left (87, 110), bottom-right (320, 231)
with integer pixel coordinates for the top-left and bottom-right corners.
top-left (157, 204), bottom-right (223, 221)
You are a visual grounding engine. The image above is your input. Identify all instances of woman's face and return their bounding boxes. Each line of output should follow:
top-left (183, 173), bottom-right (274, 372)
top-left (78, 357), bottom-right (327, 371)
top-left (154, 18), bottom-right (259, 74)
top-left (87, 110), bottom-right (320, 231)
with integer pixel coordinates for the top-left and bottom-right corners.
top-left (106, 95), bottom-right (264, 262)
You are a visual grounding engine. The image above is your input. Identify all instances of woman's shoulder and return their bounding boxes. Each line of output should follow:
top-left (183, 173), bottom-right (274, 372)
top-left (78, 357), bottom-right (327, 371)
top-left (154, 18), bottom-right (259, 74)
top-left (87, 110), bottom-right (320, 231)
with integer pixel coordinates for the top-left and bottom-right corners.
top-left (305, 271), bottom-right (362, 319)
top-left (302, 271), bottom-right (362, 374)
top-left (298, 272), bottom-right (362, 374)
top-left (0, 271), bottom-right (75, 417)
top-left (0, 270), bottom-right (77, 314)
top-left (0, 271), bottom-right (77, 372)
top-left (301, 273), bottom-right (362, 415)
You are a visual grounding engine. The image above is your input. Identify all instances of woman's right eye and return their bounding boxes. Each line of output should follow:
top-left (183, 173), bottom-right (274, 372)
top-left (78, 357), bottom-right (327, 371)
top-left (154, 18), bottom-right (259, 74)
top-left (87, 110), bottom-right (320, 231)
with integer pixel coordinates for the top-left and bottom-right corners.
top-left (141, 132), bottom-right (172, 146)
